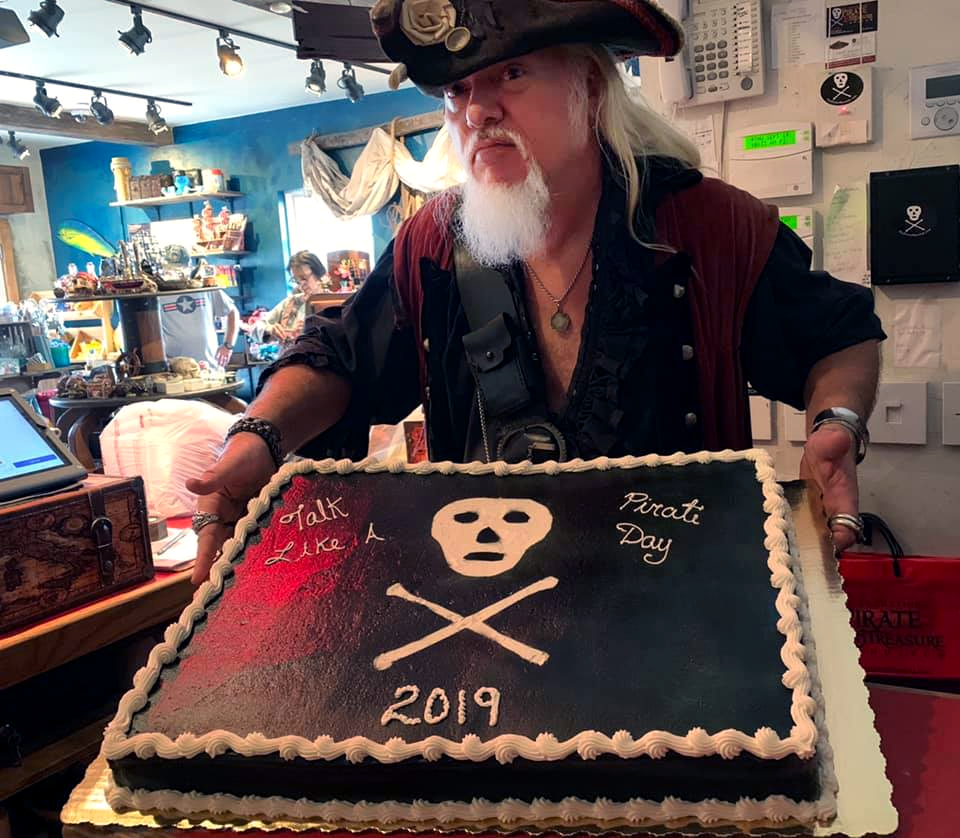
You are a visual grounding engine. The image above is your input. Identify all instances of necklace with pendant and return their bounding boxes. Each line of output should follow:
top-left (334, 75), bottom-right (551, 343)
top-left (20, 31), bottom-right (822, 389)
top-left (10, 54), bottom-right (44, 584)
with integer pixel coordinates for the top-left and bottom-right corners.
top-left (524, 243), bottom-right (593, 333)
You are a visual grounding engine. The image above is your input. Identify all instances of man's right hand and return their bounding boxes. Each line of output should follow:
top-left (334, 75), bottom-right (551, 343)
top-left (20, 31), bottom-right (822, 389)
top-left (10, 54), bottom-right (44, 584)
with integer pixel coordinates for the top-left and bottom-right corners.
top-left (186, 433), bottom-right (278, 586)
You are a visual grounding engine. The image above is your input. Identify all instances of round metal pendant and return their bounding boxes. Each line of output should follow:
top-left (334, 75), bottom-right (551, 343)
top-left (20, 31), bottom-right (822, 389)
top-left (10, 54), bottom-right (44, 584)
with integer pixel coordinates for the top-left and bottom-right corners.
top-left (550, 310), bottom-right (572, 332)
top-left (445, 27), bottom-right (472, 52)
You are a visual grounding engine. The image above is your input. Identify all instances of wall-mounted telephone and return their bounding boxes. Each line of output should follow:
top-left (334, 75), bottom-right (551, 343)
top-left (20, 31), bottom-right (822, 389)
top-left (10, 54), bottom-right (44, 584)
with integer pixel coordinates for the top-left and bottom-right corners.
top-left (658, 0), bottom-right (765, 108)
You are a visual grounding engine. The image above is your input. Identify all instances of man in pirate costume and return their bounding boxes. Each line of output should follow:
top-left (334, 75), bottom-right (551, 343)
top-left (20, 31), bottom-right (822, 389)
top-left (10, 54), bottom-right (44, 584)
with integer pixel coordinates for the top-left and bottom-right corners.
top-left (188, 0), bottom-right (884, 584)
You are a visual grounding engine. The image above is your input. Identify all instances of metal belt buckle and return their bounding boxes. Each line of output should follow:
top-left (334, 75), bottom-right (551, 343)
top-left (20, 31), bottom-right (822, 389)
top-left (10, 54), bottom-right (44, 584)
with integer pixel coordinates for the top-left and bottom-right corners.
top-left (496, 420), bottom-right (568, 464)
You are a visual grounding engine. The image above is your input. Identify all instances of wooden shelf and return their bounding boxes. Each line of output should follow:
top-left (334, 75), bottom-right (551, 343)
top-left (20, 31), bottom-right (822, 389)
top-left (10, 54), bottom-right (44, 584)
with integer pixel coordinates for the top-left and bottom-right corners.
top-left (0, 570), bottom-right (194, 691)
top-left (60, 286), bottom-right (228, 304)
top-left (192, 251), bottom-right (251, 260)
top-left (109, 191), bottom-right (243, 209)
top-left (0, 715), bottom-right (110, 801)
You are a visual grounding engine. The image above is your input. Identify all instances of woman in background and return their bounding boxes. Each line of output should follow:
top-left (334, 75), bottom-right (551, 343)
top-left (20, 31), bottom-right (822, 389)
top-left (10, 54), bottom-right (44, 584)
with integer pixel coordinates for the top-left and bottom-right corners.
top-left (250, 251), bottom-right (330, 346)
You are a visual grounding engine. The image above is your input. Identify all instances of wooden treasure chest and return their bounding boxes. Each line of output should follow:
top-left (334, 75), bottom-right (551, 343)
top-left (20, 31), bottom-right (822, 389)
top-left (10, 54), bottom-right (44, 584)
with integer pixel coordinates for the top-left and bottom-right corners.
top-left (0, 475), bottom-right (154, 635)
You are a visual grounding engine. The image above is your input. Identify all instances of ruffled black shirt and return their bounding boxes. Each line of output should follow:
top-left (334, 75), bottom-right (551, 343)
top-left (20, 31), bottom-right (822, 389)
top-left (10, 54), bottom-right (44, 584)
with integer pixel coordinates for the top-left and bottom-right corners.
top-left (263, 160), bottom-right (885, 462)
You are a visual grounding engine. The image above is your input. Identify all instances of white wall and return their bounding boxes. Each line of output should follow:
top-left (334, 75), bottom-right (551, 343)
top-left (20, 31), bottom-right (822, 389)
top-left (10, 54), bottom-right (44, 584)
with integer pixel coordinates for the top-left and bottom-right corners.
top-left (641, 0), bottom-right (960, 555)
top-left (6, 152), bottom-right (57, 297)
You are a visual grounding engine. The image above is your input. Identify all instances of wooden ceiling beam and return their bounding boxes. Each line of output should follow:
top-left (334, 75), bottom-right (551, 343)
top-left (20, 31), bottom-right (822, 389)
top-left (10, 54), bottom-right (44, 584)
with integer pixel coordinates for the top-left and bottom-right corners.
top-left (289, 110), bottom-right (444, 155)
top-left (0, 102), bottom-right (173, 147)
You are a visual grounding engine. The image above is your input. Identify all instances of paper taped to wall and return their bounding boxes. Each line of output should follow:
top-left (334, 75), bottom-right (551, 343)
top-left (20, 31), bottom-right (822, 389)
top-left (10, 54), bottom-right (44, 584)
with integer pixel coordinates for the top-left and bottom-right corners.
top-left (771, 0), bottom-right (824, 69)
top-left (824, 182), bottom-right (870, 286)
top-left (894, 302), bottom-right (942, 369)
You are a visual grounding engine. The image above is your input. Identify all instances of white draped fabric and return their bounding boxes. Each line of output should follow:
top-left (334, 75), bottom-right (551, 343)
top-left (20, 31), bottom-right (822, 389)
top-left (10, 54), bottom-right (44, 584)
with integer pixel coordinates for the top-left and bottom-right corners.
top-left (300, 122), bottom-right (465, 222)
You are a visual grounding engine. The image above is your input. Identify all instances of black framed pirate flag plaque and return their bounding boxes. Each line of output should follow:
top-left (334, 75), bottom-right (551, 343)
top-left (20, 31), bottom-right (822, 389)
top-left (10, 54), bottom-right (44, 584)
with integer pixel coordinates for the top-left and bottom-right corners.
top-left (870, 164), bottom-right (960, 285)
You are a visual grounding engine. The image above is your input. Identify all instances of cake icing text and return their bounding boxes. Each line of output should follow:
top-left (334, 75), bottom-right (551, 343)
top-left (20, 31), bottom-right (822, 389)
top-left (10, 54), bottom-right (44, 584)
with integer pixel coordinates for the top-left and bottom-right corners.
top-left (381, 686), bottom-right (502, 727)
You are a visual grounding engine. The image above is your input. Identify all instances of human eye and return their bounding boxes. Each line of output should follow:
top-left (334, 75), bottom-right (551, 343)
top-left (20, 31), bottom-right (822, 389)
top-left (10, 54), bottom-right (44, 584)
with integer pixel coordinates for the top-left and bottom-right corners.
top-left (503, 64), bottom-right (525, 82)
top-left (444, 81), bottom-right (468, 101)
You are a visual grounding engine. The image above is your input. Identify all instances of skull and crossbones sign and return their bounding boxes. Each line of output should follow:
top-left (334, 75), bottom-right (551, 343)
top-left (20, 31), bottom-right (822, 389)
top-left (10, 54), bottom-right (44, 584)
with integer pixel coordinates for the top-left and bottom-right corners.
top-left (901, 205), bottom-right (930, 236)
top-left (828, 72), bottom-right (854, 103)
top-left (373, 498), bottom-right (556, 670)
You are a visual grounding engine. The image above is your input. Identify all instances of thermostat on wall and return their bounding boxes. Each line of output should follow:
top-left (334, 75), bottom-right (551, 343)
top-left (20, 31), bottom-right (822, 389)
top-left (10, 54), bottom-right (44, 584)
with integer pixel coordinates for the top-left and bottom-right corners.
top-left (910, 61), bottom-right (960, 139)
top-left (779, 207), bottom-right (814, 246)
top-left (779, 207), bottom-right (817, 264)
top-left (728, 123), bottom-right (814, 200)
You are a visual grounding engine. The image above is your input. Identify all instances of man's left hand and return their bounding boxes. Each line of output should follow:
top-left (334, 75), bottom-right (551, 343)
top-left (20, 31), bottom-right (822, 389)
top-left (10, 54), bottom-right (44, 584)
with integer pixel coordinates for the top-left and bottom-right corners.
top-left (216, 345), bottom-right (233, 368)
top-left (800, 424), bottom-right (860, 553)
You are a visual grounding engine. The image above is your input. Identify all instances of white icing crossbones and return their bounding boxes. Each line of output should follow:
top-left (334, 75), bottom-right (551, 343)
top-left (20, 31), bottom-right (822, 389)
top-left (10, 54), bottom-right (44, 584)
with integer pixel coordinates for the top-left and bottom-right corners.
top-left (373, 576), bottom-right (558, 670)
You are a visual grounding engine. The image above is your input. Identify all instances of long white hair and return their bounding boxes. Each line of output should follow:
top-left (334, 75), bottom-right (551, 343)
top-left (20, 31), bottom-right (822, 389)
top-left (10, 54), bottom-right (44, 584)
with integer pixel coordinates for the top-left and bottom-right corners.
top-left (567, 43), bottom-right (700, 240)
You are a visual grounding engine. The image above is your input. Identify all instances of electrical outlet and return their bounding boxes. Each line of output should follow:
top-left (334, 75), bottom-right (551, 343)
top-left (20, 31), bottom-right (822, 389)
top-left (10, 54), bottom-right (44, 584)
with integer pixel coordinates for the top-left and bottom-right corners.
top-left (750, 395), bottom-right (773, 442)
top-left (943, 382), bottom-right (960, 446)
top-left (867, 382), bottom-right (928, 445)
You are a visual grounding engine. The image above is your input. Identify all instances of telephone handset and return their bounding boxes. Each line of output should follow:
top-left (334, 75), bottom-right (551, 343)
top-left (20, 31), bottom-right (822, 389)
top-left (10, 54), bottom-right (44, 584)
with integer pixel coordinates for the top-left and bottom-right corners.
top-left (658, 0), bottom-right (765, 108)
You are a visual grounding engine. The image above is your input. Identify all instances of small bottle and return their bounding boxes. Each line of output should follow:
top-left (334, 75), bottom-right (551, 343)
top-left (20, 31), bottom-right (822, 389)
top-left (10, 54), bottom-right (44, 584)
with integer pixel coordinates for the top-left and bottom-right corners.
top-left (85, 261), bottom-right (97, 277)
top-left (67, 262), bottom-right (78, 276)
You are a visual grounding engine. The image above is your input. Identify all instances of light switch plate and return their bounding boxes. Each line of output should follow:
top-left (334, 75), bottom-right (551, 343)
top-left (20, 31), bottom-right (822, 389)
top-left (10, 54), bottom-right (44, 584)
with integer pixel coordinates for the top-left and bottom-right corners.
top-left (783, 406), bottom-right (807, 442)
top-left (943, 382), bottom-right (960, 446)
top-left (750, 395), bottom-right (773, 442)
top-left (867, 382), bottom-right (928, 445)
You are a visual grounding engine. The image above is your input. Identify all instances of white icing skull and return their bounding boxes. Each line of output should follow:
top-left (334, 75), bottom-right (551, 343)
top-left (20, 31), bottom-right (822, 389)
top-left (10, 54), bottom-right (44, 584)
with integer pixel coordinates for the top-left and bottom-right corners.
top-left (906, 205), bottom-right (923, 222)
top-left (834, 73), bottom-right (849, 89)
top-left (431, 498), bottom-right (553, 577)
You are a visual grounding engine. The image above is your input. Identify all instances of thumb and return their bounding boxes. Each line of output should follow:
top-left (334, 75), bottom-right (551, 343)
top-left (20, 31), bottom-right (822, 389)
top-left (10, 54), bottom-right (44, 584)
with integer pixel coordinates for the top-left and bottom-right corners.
top-left (186, 462), bottom-right (229, 496)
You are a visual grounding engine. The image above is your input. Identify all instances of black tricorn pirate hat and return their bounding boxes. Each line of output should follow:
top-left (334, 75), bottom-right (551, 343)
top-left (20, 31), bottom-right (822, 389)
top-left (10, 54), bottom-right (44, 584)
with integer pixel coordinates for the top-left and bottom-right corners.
top-left (371, 0), bottom-right (683, 95)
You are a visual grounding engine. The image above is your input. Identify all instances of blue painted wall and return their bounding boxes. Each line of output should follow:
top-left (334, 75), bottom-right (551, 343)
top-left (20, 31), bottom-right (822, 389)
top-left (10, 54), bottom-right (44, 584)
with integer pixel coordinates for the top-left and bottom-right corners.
top-left (41, 86), bottom-right (439, 311)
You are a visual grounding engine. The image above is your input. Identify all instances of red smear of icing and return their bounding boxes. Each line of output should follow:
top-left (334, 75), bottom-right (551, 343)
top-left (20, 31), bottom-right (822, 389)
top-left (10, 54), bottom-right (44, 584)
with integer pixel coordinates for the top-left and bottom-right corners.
top-left (153, 477), bottom-right (374, 714)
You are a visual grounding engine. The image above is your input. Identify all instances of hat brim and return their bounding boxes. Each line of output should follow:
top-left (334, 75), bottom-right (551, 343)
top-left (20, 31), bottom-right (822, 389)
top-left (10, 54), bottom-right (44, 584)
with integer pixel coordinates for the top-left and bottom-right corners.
top-left (375, 1), bottom-right (683, 96)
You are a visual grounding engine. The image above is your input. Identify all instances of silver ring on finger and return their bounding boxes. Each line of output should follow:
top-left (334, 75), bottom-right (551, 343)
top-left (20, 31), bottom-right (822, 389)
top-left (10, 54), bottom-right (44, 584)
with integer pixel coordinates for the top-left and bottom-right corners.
top-left (192, 511), bottom-right (225, 534)
top-left (827, 513), bottom-right (865, 542)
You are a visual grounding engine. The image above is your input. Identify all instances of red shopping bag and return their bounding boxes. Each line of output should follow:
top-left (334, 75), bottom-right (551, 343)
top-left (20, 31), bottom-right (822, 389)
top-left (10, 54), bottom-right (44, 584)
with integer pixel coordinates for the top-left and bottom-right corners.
top-left (839, 513), bottom-right (960, 680)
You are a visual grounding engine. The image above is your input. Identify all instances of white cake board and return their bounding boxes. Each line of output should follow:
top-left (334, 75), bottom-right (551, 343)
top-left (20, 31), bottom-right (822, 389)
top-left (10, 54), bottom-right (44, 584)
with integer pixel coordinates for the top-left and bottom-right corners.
top-left (62, 482), bottom-right (896, 838)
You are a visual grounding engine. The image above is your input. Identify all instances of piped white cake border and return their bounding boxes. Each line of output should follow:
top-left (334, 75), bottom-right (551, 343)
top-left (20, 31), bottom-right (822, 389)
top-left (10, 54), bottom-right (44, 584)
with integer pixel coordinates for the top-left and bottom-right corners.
top-left (102, 449), bottom-right (828, 824)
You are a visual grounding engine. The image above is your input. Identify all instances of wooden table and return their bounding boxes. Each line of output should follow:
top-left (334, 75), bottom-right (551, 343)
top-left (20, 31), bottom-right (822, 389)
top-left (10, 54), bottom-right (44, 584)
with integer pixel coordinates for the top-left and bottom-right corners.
top-left (0, 569), bottom-right (195, 803)
top-left (60, 288), bottom-right (230, 375)
top-left (50, 382), bottom-right (246, 470)
top-left (0, 366), bottom-right (81, 395)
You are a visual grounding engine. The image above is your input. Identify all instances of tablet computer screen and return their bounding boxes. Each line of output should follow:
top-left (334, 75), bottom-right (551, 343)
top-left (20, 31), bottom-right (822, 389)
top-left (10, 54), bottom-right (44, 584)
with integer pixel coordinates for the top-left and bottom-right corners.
top-left (0, 389), bottom-right (88, 503)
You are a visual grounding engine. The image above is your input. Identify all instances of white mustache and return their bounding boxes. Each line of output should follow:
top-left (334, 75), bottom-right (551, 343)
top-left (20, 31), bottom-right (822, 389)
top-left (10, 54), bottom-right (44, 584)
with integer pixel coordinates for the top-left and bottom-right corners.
top-left (465, 128), bottom-right (528, 162)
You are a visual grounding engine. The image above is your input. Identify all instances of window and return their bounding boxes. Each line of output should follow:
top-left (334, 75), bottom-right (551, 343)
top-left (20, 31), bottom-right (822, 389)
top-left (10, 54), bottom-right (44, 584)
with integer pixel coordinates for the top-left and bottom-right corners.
top-left (282, 190), bottom-right (376, 280)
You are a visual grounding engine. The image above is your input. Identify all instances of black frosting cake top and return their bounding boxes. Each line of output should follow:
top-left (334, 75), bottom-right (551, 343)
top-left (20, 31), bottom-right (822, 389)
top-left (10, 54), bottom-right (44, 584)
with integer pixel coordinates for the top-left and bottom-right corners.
top-left (114, 454), bottom-right (813, 763)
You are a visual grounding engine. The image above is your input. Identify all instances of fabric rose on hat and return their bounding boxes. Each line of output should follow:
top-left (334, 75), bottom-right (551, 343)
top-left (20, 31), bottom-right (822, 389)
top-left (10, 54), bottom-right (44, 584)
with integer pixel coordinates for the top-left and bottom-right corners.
top-left (400, 0), bottom-right (457, 46)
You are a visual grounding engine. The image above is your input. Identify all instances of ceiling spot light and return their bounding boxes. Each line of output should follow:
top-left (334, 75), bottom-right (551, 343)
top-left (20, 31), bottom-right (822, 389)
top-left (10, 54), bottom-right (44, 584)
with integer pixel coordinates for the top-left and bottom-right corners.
top-left (0, 8), bottom-right (31, 50)
top-left (33, 81), bottom-right (63, 118)
top-left (338, 63), bottom-right (364, 103)
top-left (119, 6), bottom-right (152, 55)
top-left (27, 0), bottom-right (64, 38)
top-left (90, 91), bottom-right (115, 126)
top-left (145, 99), bottom-right (168, 134)
top-left (305, 60), bottom-right (326, 95)
top-left (217, 31), bottom-right (244, 78)
top-left (7, 131), bottom-right (29, 161)
top-left (269, 2), bottom-right (293, 13)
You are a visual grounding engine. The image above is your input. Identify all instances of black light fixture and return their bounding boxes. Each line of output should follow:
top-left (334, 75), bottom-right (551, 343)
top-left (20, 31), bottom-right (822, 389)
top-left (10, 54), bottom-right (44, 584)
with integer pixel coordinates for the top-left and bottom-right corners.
top-left (33, 81), bottom-right (63, 118)
top-left (338, 63), bottom-right (364, 103)
top-left (119, 6), bottom-right (152, 55)
top-left (27, 0), bottom-right (64, 38)
top-left (0, 8), bottom-right (31, 50)
top-left (217, 30), bottom-right (244, 78)
top-left (89, 91), bottom-right (115, 126)
top-left (305, 60), bottom-right (326, 96)
top-left (145, 99), bottom-right (168, 135)
top-left (7, 131), bottom-right (29, 161)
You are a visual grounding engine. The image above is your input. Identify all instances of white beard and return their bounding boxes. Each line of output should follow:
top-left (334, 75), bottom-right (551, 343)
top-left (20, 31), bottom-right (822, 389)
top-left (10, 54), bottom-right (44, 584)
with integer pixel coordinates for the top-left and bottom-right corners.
top-left (453, 133), bottom-right (550, 267)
